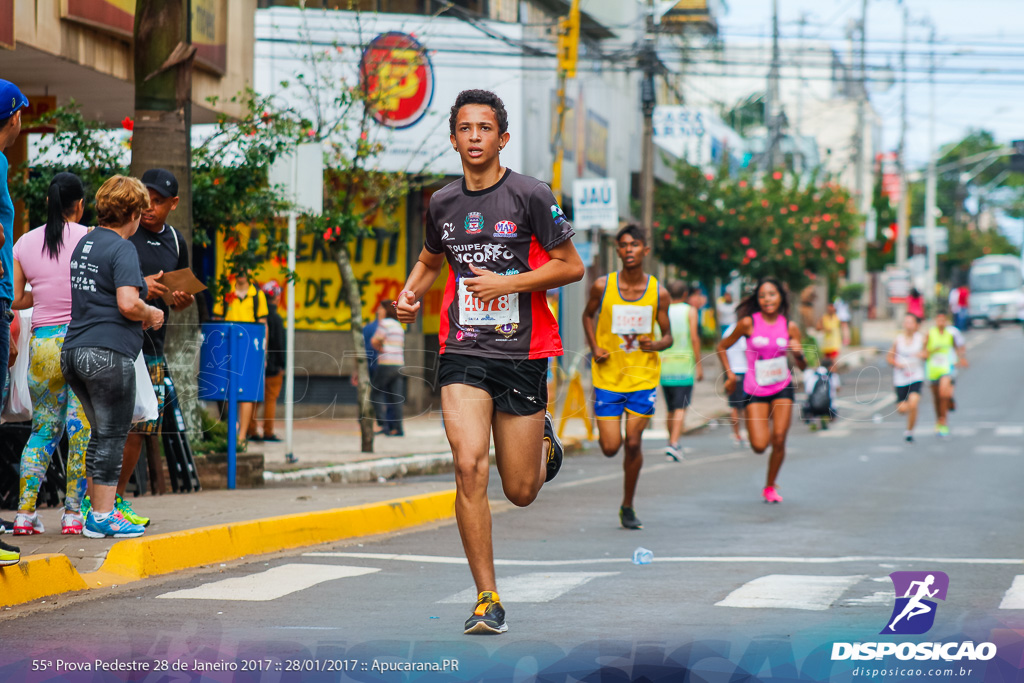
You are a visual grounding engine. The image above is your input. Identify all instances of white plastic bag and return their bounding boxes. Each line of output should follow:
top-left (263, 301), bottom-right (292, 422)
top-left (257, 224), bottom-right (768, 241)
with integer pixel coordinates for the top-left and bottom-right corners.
top-left (132, 352), bottom-right (158, 423)
top-left (2, 309), bottom-right (33, 423)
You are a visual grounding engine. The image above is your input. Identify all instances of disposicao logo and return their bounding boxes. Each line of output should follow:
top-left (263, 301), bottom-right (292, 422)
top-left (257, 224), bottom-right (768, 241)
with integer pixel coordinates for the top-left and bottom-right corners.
top-left (882, 571), bottom-right (948, 635)
top-left (831, 571), bottom-right (997, 663)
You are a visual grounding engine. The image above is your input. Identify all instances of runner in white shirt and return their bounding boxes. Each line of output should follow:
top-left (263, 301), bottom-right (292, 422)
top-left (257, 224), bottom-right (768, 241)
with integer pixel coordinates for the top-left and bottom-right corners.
top-left (888, 313), bottom-right (926, 442)
top-left (722, 322), bottom-right (748, 446)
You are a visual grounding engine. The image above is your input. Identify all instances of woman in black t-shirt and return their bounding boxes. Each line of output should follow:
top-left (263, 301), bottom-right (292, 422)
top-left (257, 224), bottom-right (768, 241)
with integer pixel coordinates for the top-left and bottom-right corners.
top-left (61, 176), bottom-right (164, 540)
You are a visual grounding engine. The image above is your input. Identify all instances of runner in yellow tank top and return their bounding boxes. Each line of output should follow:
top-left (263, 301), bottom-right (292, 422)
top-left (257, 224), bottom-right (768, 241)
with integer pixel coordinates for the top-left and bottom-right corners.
top-left (583, 225), bottom-right (672, 530)
top-left (926, 311), bottom-right (967, 438)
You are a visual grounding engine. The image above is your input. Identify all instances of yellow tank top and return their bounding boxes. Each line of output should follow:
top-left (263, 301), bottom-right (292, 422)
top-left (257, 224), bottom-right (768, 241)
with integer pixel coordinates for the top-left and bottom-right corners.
top-left (592, 272), bottom-right (662, 392)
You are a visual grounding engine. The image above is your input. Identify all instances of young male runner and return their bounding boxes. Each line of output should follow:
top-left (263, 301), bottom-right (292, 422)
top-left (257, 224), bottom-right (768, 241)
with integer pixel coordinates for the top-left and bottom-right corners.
top-left (582, 225), bottom-right (672, 530)
top-left (660, 281), bottom-right (702, 462)
top-left (395, 89), bottom-right (583, 635)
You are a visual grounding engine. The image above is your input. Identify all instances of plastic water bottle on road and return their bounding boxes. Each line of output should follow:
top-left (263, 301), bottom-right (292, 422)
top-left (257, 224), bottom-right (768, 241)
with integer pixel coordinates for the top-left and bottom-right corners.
top-left (632, 547), bottom-right (653, 565)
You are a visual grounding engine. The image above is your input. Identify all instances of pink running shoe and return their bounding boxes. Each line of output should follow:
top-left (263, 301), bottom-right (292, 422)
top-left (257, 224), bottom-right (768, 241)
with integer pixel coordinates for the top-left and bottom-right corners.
top-left (762, 486), bottom-right (783, 504)
top-left (13, 512), bottom-right (44, 535)
top-left (61, 511), bottom-right (84, 535)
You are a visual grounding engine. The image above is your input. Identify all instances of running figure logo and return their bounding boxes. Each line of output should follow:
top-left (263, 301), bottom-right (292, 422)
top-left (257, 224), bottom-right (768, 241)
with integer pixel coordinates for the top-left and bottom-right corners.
top-left (881, 571), bottom-right (949, 635)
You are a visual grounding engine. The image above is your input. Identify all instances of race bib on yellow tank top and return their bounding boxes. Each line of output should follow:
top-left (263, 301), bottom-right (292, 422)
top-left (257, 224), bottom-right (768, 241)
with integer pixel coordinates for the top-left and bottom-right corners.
top-left (611, 305), bottom-right (653, 335)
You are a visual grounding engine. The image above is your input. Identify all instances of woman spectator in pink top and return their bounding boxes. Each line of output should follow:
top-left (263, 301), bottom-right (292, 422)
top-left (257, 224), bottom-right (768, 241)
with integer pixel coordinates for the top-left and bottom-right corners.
top-left (10, 172), bottom-right (91, 535)
top-left (717, 278), bottom-right (807, 504)
top-left (906, 288), bottom-right (925, 320)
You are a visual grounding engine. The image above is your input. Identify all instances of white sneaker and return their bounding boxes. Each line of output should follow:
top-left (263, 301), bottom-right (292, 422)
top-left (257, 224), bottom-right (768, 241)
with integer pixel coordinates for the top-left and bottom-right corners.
top-left (665, 444), bottom-right (683, 462)
top-left (904, 430), bottom-right (914, 443)
top-left (13, 512), bottom-right (44, 536)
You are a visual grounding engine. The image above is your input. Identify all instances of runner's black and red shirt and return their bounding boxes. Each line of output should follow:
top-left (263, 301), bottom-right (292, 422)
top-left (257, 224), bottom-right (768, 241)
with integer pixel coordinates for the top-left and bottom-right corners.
top-left (425, 168), bottom-right (574, 359)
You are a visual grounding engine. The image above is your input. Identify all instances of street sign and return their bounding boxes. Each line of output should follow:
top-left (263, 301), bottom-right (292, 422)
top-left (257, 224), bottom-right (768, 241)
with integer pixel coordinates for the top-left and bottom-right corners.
top-left (909, 226), bottom-right (948, 255)
top-left (886, 267), bottom-right (912, 303)
top-left (1011, 140), bottom-right (1024, 173)
top-left (269, 142), bottom-right (324, 216)
top-left (572, 178), bottom-right (618, 231)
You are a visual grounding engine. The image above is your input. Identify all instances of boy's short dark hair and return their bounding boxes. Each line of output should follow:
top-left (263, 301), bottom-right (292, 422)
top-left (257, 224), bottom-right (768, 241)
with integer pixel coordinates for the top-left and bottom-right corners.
top-left (615, 223), bottom-right (646, 245)
top-left (667, 280), bottom-right (689, 300)
top-left (449, 90), bottom-right (508, 136)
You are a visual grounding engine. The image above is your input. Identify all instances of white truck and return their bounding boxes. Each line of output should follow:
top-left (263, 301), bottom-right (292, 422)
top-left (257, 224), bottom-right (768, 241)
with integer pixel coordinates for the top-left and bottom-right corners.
top-left (967, 255), bottom-right (1024, 328)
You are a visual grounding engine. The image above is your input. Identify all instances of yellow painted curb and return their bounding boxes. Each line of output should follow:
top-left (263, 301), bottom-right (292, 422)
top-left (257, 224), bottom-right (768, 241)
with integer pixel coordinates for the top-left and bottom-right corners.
top-left (0, 553), bottom-right (90, 607)
top-left (0, 490), bottom-right (456, 608)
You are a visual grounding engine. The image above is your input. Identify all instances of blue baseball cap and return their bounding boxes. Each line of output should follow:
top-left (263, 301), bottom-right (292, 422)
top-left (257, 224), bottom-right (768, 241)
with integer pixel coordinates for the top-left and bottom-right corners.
top-left (0, 79), bottom-right (28, 120)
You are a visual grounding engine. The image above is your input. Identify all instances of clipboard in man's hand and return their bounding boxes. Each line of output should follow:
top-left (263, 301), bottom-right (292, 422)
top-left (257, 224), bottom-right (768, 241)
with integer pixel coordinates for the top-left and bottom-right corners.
top-left (157, 268), bottom-right (207, 307)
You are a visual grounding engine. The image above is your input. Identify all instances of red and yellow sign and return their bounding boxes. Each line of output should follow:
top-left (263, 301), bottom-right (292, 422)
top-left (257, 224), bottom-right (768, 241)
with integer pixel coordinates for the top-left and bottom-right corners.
top-left (192, 0), bottom-right (227, 74)
top-left (215, 200), bottom-right (408, 332)
top-left (62, 0), bottom-right (135, 38)
top-left (21, 96), bottom-right (58, 134)
top-left (0, 0), bottom-right (15, 50)
top-left (62, 0), bottom-right (226, 73)
top-left (360, 32), bottom-right (434, 130)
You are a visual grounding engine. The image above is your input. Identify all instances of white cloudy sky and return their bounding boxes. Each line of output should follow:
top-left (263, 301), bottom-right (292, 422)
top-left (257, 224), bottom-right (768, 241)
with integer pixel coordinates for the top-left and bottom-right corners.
top-left (716, 0), bottom-right (1024, 167)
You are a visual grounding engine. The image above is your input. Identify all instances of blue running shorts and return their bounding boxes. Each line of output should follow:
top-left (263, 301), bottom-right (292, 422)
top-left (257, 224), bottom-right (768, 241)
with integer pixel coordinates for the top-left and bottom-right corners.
top-left (593, 387), bottom-right (657, 419)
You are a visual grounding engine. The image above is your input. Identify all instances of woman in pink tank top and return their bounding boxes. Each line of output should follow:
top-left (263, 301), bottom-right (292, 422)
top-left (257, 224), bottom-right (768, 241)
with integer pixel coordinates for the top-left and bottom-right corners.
top-left (717, 277), bottom-right (806, 504)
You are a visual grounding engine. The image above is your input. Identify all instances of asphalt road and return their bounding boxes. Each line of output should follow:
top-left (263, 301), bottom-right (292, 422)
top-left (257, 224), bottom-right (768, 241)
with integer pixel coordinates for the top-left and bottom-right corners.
top-left (3, 326), bottom-right (1024, 682)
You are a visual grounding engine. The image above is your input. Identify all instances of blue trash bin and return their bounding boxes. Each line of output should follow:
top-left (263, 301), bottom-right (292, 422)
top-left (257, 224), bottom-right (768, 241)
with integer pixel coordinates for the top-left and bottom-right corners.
top-left (199, 322), bottom-right (266, 402)
top-left (198, 322), bottom-right (266, 489)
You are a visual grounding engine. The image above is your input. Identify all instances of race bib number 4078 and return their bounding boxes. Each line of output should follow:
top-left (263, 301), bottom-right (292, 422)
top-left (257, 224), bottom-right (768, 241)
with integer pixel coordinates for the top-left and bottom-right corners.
top-left (458, 279), bottom-right (520, 326)
top-left (611, 305), bottom-right (653, 335)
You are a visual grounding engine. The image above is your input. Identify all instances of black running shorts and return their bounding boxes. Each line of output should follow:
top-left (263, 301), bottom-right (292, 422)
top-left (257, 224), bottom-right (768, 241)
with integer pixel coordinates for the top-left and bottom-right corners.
top-left (438, 353), bottom-right (548, 416)
top-left (895, 381), bottom-right (922, 403)
top-left (747, 383), bottom-right (795, 404)
top-left (728, 373), bottom-right (750, 408)
top-left (662, 384), bottom-right (693, 412)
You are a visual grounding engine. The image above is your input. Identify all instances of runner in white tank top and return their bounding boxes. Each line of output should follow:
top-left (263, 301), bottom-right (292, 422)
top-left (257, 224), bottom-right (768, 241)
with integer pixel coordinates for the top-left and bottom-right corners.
top-left (888, 313), bottom-right (926, 442)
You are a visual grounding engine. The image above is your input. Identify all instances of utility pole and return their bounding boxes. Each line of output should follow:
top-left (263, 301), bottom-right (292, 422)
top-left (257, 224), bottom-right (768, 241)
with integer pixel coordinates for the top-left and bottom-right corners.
top-left (765, 0), bottom-right (781, 170)
top-left (895, 1), bottom-right (909, 269)
top-left (550, 0), bottom-right (580, 206)
top-left (849, 0), bottom-right (870, 339)
top-left (639, 0), bottom-right (657, 245)
top-left (924, 24), bottom-right (939, 301)
top-left (795, 12), bottom-right (807, 143)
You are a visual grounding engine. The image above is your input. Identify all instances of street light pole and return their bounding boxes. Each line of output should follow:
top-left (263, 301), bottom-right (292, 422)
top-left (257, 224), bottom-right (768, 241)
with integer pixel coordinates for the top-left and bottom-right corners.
top-left (849, 0), bottom-right (870, 340)
top-left (766, 0), bottom-right (781, 170)
top-left (639, 0), bottom-right (657, 246)
top-left (924, 25), bottom-right (939, 301)
top-left (895, 1), bottom-right (909, 270)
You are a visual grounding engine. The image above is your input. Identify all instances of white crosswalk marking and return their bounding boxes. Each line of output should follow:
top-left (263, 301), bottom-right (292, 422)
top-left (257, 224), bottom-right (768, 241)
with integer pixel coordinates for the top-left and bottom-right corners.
top-left (952, 427), bottom-right (977, 437)
top-left (715, 574), bottom-right (866, 611)
top-left (156, 564), bottom-right (380, 602)
top-left (999, 576), bottom-right (1024, 609)
top-left (817, 429), bottom-right (853, 439)
top-left (438, 572), bottom-right (619, 604)
top-left (995, 425), bottom-right (1024, 437)
top-left (973, 445), bottom-right (1023, 456)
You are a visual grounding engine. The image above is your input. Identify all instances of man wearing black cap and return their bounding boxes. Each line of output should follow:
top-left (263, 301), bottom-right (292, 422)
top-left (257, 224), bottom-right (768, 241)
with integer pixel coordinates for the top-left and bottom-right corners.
top-left (0, 79), bottom-right (27, 416)
top-left (112, 169), bottom-right (194, 525)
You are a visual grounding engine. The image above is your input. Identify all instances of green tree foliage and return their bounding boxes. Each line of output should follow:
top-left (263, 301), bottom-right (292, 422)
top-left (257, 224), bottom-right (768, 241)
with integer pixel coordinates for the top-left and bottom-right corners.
top-left (655, 162), bottom-right (860, 292)
top-left (10, 103), bottom-right (130, 225)
top-left (906, 129), bottom-right (1023, 280)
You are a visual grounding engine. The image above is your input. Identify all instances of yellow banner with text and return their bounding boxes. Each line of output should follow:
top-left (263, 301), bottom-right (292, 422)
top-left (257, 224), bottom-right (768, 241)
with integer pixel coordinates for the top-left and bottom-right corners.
top-left (215, 200), bottom-right (408, 331)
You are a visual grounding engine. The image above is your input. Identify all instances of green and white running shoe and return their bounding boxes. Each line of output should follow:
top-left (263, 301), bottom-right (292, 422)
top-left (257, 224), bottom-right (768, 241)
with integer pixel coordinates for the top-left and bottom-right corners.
top-left (115, 495), bottom-right (150, 528)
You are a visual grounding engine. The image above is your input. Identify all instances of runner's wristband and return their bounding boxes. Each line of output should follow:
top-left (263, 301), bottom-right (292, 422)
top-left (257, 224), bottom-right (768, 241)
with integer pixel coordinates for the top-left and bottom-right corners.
top-left (393, 290), bottom-right (415, 309)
